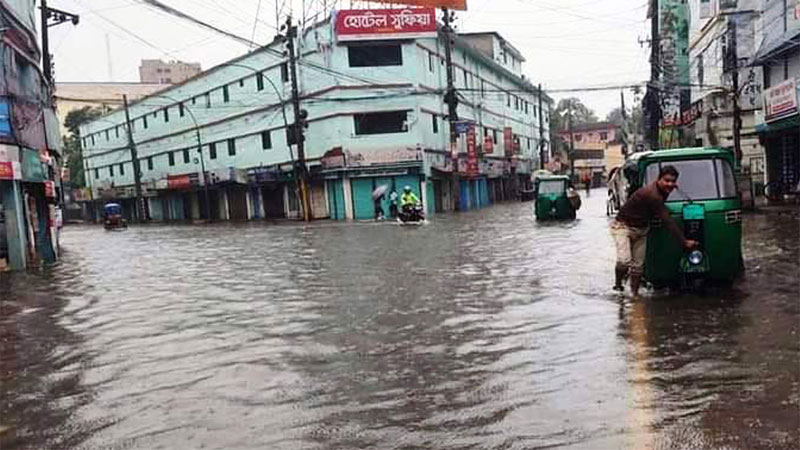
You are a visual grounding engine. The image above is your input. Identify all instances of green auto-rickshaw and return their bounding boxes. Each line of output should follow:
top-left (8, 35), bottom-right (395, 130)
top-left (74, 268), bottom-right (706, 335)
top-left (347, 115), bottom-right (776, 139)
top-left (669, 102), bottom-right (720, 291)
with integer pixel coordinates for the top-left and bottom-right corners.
top-left (534, 175), bottom-right (580, 220)
top-left (623, 147), bottom-right (743, 289)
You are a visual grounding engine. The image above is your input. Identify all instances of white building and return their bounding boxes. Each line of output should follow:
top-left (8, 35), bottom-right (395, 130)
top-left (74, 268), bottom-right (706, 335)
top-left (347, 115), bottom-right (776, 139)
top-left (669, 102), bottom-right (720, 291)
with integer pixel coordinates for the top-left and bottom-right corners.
top-left (81, 11), bottom-right (551, 222)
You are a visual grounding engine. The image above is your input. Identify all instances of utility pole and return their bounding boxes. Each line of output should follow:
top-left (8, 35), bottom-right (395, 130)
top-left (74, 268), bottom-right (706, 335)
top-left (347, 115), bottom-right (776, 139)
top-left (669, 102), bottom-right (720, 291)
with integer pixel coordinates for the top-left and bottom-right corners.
top-left (442, 8), bottom-right (460, 211)
top-left (285, 16), bottom-right (312, 221)
top-left (728, 19), bottom-right (743, 166)
top-left (620, 90), bottom-right (629, 157)
top-left (647, 0), bottom-right (660, 150)
top-left (122, 95), bottom-right (145, 222)
top-left (39, 0), bottom-right (79, 95)
top-left (568, 100), bottom-right (575, 180)
top-left (538, 84), bottom-right (546, 170)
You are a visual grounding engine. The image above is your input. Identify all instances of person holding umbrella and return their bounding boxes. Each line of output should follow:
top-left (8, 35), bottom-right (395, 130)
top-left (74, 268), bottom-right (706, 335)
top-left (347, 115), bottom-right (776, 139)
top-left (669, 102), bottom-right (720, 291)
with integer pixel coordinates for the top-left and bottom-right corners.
top-left (372, 185), bottom-right (388, 220)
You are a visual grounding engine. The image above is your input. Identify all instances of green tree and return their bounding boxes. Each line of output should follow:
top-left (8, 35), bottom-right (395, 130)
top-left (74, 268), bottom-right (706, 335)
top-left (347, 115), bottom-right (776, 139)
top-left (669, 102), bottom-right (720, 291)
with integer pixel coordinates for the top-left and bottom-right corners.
top-left (62, 106), bottom-right (103, 188)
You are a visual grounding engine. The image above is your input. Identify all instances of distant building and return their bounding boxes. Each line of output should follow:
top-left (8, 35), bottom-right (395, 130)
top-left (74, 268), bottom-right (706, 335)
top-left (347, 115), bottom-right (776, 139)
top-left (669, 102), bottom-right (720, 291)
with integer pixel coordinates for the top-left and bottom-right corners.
top-left (55, 82), bottom-right (169, 135)
top-left (139, 59), bottom-right (202, 84)
top-left (557, 122), bottom-right (624, 185)
top-left (80, 11), bottom-right (552, 222)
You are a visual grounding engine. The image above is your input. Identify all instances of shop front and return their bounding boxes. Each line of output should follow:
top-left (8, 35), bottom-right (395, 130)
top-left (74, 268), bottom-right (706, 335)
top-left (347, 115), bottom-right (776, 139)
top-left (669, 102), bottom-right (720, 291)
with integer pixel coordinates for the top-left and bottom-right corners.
top-left (757, 77), bottom-right (799, 202)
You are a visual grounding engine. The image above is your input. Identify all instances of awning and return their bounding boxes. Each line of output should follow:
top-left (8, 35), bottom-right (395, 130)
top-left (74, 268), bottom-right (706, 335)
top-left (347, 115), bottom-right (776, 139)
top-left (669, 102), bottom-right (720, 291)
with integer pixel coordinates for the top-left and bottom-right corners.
top-left (755, 114), bottom-right (800, 134)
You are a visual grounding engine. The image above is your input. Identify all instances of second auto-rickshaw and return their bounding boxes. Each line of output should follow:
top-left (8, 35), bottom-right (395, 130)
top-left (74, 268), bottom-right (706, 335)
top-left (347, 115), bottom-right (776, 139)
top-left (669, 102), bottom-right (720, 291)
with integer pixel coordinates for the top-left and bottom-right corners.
top-left (534, 175), bottom-right (580, 220)
top-left (622, 147), bottom-right (743, 289)
top-left (103, 203), bottom-right (127, 230)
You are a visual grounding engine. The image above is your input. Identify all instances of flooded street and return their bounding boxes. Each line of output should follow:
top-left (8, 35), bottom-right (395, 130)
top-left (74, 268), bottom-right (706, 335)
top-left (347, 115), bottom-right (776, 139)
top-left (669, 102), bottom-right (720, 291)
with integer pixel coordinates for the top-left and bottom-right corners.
top-left (1, 193), bottom-right (798, 450)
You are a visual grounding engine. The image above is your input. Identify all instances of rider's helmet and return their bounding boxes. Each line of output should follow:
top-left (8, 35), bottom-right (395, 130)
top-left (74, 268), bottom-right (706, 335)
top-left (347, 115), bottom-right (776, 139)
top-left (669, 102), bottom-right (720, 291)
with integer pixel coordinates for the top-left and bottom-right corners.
top-left (403, 185), bottom-right (412, 193)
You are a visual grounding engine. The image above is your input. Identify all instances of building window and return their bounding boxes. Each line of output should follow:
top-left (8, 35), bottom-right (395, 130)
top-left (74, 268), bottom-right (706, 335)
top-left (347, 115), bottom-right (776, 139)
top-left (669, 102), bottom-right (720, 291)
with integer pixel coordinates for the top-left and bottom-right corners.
top-left (481, 80), bottom-right (486, 98)
top-left (428, 52), bottom-right (434, 72)
top-left (600, 132), bottom-right (608, 140)
top-left (281, 63), bottom-right (289, 83)
top-left (179, 103), bottom-right (185, 117)
top-left (527, 138), bottom-right (531, 149)
top-left (463, 69), bottom-right (468, 88)
top-left (105, 130), bottom-right (109, 141)
top-left (192, 96), bottom-right (197, 105)
top-left (507, 93), bottom-right (511, 107)
top-left (115, 127), bottom-right (120, 138)
top-left (348, 44), bottom-right (403, 67)
top-left (109, 165), bottom-right (114, 177)
top-left (257, 72), bottom-right (264, 91)
top-left (91, 135), bottom-right (95, 145)
top-left (697, 53), bottom-right (704, 87)
top-left (492, 129), bottom-right (498, 144)
top-left (209, 142), bottom-right (217, 159)
top-left (119, 163), bottom-right (125, 175)
top-left (94, 168), bottom-right (99, 179)
top-left (147, 157), bottom-right (153, 170)
top-left (183, 149), bottom-right (190, 163)
top-left (239, 79), bottom-right (244, 87)
top-left (163, 108), bottom-right (169, 122)
top-left (575, 134), bottom-right (582, 142)
top-left (223, 85), bottom-right (230, 103)
top-left (227, 138), bottom-right (236, 156)
top-left (432, 114), bottom-right (438, 134)
top-left (354, 111), bottom-right (408, 135)
top-left (169, 152), bottom-right (175, 166)
top-left (261, 131), bottom-right (272, 150)
top-left (143, 115), bottom-right (148, 129)
top-left (205, 93), bottom-right (211, 108)
top-left (525, 102), bottom-right (529, 114)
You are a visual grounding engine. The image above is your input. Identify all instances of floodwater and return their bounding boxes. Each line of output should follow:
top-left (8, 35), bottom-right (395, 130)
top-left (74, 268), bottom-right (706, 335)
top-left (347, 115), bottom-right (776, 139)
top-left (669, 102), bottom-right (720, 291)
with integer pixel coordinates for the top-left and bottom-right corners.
top-left (1, 193), bottom-right (798, 450)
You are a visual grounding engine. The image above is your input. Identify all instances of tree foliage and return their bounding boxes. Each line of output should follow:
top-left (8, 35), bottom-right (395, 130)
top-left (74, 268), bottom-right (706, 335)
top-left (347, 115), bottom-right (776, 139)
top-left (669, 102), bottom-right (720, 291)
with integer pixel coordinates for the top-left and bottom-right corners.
top-left (62, 106), bottom-right (103, 188)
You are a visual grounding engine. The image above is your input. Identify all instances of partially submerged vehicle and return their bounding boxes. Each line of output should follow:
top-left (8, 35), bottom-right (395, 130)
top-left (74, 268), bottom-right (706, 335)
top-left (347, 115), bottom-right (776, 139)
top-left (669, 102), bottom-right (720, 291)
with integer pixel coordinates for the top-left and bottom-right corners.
top-left (622, 147), bottom-right (743, 288)
top-left (534, 175), bottom-right (580, 221)
top-left (103, 203), bottom-right (128, 230)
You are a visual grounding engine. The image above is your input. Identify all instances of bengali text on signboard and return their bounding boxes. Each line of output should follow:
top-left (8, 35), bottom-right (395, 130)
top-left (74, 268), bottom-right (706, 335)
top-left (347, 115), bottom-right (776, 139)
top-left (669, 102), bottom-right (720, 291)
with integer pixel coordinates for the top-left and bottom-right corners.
top-left (335, 8), bottom-right (437, 41)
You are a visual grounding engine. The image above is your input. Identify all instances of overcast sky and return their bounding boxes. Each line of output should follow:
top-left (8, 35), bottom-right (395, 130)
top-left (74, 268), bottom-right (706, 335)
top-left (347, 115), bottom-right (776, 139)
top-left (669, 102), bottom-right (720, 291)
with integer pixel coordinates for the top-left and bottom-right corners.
top-left (48, 0), bottom-right (652, 117)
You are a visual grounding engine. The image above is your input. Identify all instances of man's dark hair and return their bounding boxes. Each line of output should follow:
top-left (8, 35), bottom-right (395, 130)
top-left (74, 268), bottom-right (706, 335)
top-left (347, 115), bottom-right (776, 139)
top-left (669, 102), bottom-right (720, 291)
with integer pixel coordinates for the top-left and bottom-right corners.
top-left (659, 165), bottom-right (679, 179)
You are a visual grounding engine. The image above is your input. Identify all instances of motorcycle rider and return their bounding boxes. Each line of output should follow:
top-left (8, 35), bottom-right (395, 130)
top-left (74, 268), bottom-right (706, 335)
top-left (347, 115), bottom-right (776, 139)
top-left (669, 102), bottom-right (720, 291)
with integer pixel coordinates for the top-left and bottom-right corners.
top-left (400, 186), bottom-right (419, 211)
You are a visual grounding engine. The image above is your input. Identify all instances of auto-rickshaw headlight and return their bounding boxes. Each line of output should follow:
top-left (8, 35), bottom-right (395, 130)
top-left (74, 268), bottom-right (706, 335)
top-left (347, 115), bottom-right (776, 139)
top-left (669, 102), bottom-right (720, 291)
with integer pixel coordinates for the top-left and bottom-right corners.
top-left (688, 250), bottom-right (704, 265)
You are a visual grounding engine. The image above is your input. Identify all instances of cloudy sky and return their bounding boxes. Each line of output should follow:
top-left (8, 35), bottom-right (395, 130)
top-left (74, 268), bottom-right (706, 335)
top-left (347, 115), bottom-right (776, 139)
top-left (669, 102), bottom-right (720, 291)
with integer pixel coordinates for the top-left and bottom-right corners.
top-left (48, 0), bottom-right (652, 117)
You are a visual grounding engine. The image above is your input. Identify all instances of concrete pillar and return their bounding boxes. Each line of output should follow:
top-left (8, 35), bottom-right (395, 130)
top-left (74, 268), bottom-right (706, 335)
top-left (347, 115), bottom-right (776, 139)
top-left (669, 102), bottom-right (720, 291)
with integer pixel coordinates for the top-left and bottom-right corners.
top-left (190, 193), bottom-right (200, 220)
top-left (1, 181), bottom-right (27, 270)
top-left (245, 189), bottom-right (253, 220)
top-left (220, 189), bottom-right (230, 221)
top-left (420, 179), bottom-right (428, 214)
top-left (343, 176), bottom-right (354, 220)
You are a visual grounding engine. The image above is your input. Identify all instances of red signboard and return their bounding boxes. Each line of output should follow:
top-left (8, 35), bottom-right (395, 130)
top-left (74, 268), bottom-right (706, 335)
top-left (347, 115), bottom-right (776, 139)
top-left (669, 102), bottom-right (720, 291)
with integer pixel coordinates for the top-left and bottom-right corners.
top-left (335, 8), bottom-right (437, 41)
top-left (503, 127), bottom-right (513, 157)
top-left (466, 124), bottom-right (478, 175)
top-left (44, 180), bottom-right (56, 198)
top-left (483, 135), bottom-right (493, 154)
top-left (0, 161), bottom-right (20, 180)
top-left (387, 1), bottom-right (467, 10)
top-left (168, 174), bottom-right (193, 190)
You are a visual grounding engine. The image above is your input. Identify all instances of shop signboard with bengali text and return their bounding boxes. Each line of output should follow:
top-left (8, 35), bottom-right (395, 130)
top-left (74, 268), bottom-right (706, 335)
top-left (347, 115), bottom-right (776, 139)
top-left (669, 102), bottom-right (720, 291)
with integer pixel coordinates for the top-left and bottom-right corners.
top-left (335, 8), bottom-right (437, 41)
top-left (503, 127), bottom-right (513, 157)
top-left (483, 135), bottom-right (493, 154)
top-left (466, 124), bottom-right (478, 175)
top-left (386, 1), bottom-right (467, 10)
top-left (764, 78), bottom-right (798, 123)
top-left (0, 161), bottom-right (21, 180)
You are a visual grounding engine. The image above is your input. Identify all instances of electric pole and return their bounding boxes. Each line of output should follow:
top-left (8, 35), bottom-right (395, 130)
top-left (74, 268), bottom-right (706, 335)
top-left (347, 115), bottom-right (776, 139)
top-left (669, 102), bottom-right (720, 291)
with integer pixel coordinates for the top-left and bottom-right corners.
top-left (442, 8), bottom-right (460, 211)
top-left (39, 0), bottom-right (79, 99)
top-left (620, 90), bottom-right (629, 157)
top-left (727, 19), bottom-right (743, 166)
top-left (538, 84), bottom-right (546, 170)
top-left (122, 95), bottom-right (145, 222)
top-left (285, 16), bottom-right (312, 221)
top-left (568, 100), bottom-right (575, 180)
top-left (647, 0), bottom-right (660, 150)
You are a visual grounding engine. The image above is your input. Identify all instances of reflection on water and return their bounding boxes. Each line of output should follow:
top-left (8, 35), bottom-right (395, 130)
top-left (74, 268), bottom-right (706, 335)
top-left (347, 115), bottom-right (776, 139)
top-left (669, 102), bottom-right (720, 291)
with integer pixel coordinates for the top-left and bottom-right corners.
top-left (1, 194), bottom-right (797, 449)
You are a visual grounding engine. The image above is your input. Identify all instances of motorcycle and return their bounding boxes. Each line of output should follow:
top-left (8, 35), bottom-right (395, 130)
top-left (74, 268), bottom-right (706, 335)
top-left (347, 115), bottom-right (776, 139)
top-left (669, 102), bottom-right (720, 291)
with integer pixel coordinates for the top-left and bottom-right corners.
top-left (398, 204), bottom-right (425, 224)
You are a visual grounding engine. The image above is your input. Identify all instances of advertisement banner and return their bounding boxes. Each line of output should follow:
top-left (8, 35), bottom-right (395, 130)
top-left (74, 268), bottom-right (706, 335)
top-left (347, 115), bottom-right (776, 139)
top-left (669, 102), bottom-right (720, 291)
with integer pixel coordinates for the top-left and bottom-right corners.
top-left (385, 1), bottom-right (467, 10)
top-left (44, 180), bottom-right (56, 198)
top-left (503, 127), bottom-right (513, 157)
top-left (484, 135), bottom-right (494, 154)
top-left (167, 174), bottom-right (198, 190)
top-left (764, 78), bottom-right (798, 123)
top-left (0, 161), bottom-right (21, 180)
top-left (466, 124), bottom-right (478, 175)
top-left (335, 8), bottom-right (437, 41)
